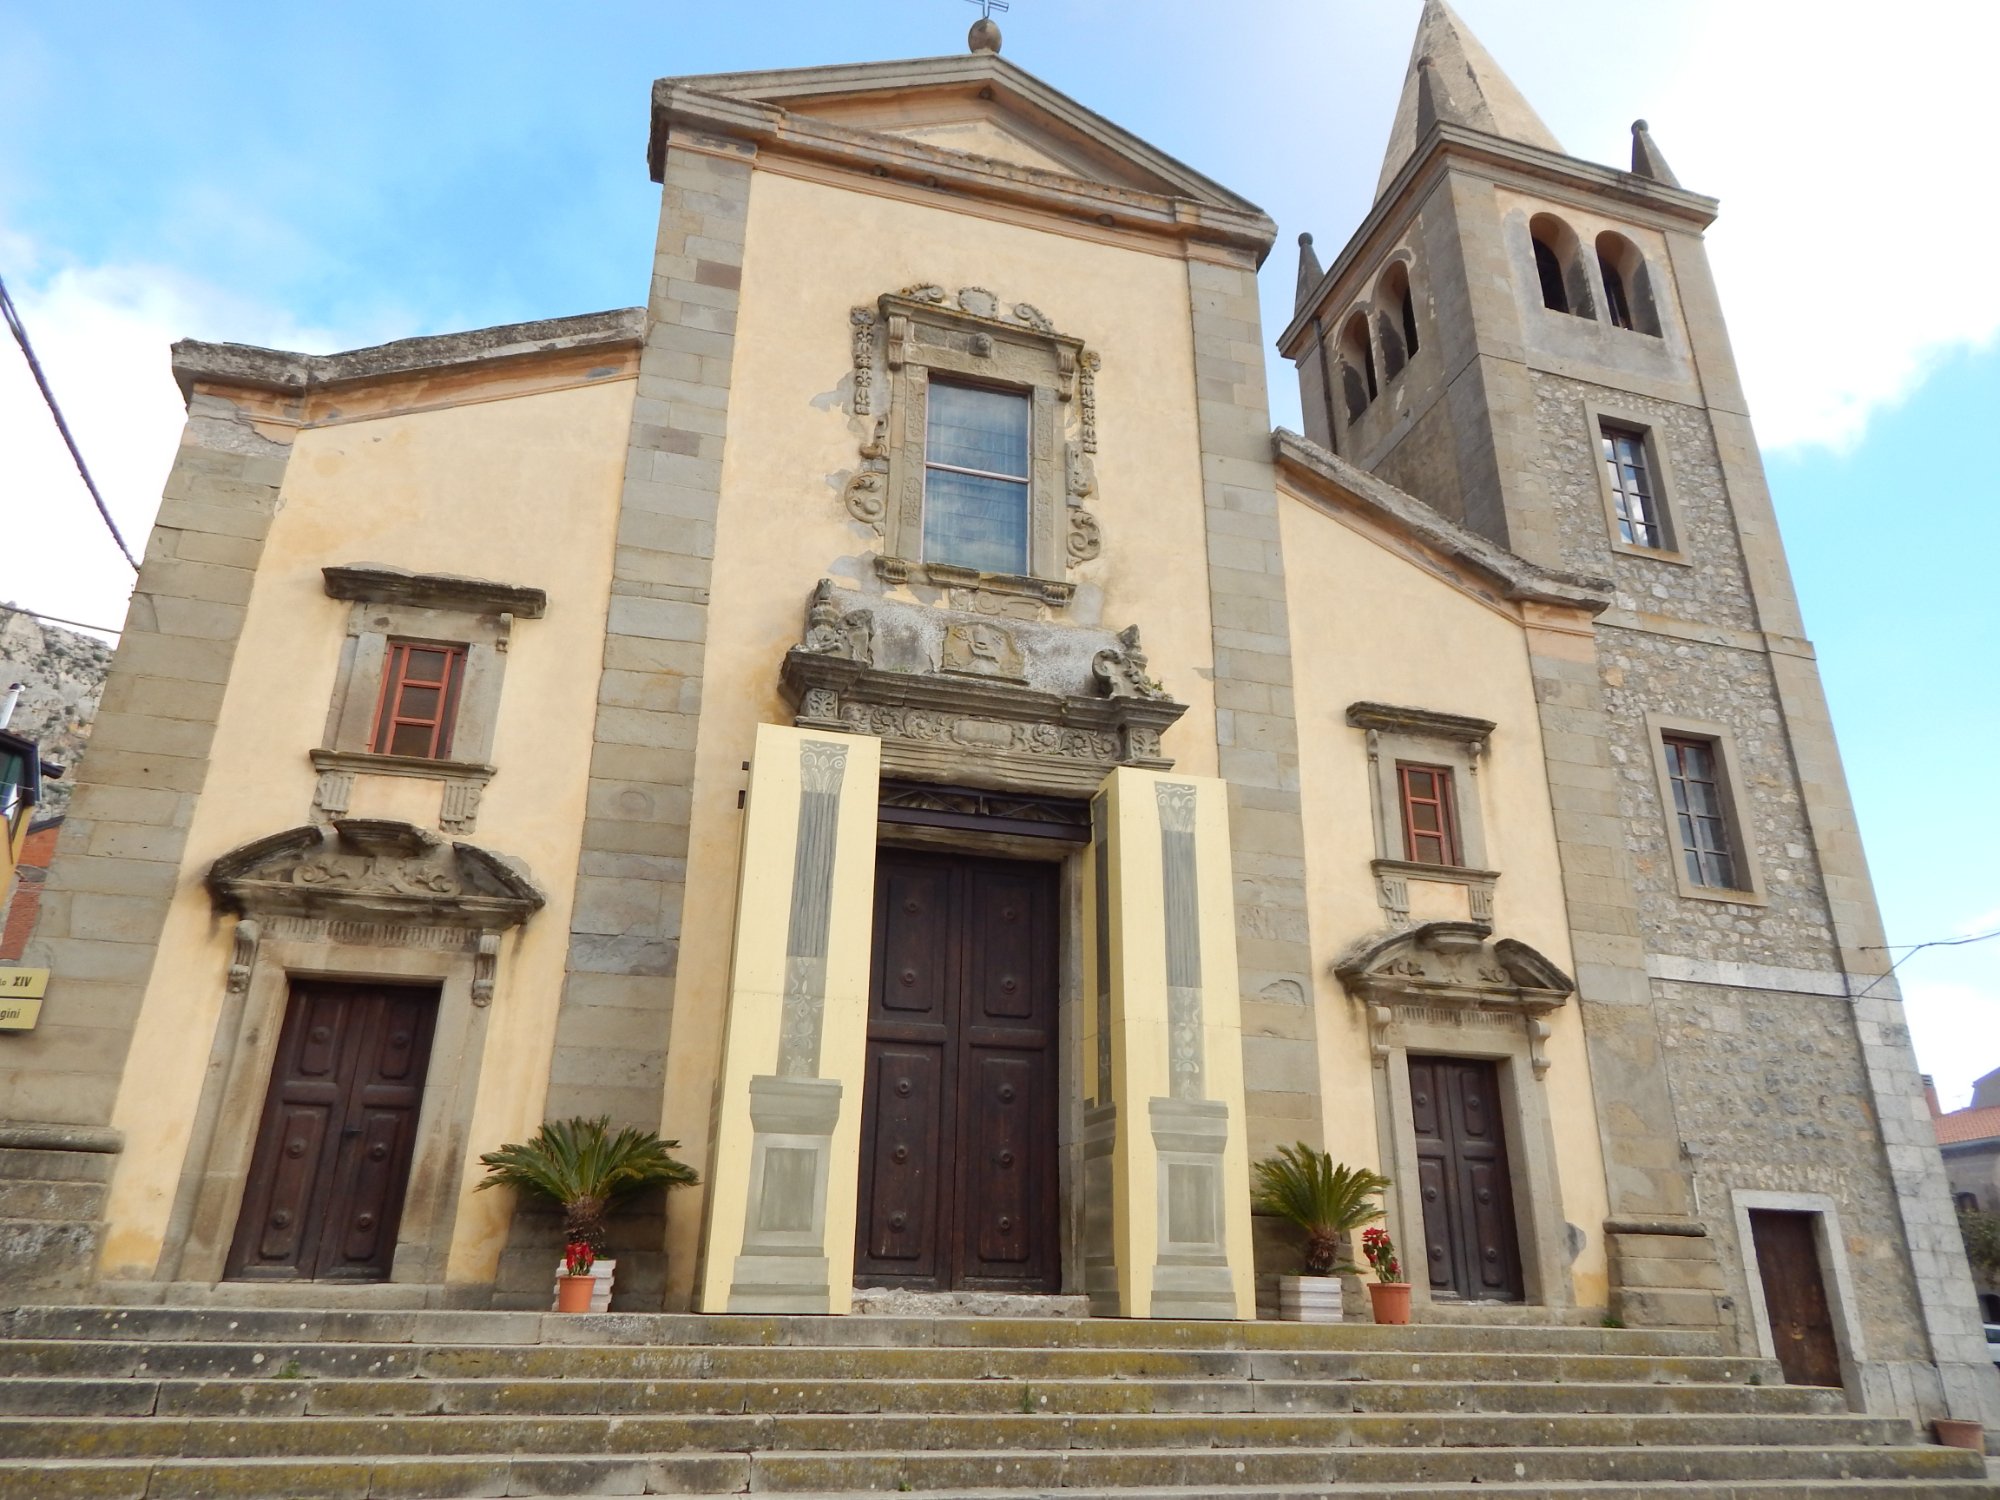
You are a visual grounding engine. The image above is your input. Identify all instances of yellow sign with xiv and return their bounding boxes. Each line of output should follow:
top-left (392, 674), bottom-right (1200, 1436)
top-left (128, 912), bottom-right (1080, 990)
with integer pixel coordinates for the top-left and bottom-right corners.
top-left (0, 968), bottom-right (49, 1030)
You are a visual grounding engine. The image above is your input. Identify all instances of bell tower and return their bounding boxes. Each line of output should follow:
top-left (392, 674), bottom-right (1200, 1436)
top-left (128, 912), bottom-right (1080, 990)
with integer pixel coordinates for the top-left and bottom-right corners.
top-left (1284, 0), bottom-right (1999, 1425)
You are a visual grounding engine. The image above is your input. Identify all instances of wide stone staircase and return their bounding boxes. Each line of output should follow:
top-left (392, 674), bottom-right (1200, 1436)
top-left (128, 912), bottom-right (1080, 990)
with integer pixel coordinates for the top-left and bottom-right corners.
top-left (0, 1304), bottom-right (1991, 1498)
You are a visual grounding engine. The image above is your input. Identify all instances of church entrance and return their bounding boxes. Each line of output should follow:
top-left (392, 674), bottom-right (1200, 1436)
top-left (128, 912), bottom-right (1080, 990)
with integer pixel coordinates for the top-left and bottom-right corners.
top-left (226, 980), bottom-right (438, 1281)
top-left (854, 849), bottom-right (1061, 1292)
top-left (1409, 1054), bottom-right (1524, 1302)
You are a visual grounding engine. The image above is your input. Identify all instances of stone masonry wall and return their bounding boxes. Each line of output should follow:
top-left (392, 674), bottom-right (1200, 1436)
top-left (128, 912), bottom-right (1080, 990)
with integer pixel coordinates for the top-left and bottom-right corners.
top-left (1654, 978), bottom-right (1929, 1363)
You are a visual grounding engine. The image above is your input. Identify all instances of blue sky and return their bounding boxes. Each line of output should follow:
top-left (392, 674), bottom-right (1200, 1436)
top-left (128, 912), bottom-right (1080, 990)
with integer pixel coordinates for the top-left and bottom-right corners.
top-left (2, 1), bottom-right (1994, 1100)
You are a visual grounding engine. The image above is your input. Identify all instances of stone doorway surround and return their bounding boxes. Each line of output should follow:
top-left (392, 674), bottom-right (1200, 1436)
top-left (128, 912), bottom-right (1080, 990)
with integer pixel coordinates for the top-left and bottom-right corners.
top-left (1729, 1189), bottom-right (1869, 1408)
top-left (1335, 920), bottom-right (1577, 1314)
top-left (149, 820), bottom-right (543, 1290)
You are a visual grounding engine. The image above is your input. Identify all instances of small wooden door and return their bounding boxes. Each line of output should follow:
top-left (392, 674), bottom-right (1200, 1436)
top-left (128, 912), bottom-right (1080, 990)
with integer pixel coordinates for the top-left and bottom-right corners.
top-left (855, 850), bottom-right (1060, 1292)
top-left (1750, 1209), bottom-right (1844, 1387)
top-left (1409, 1055), bottom-right (1524, 1301)
top-left (227, 981), bottom-right (438, 1281)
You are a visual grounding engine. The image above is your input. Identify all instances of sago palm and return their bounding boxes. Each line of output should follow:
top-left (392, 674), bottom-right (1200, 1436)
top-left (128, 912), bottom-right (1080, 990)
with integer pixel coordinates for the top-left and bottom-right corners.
top-left (477, 1116), bottom-right (699, 1252)
top-left (1251, 1143), bottom-right (1390, 1275)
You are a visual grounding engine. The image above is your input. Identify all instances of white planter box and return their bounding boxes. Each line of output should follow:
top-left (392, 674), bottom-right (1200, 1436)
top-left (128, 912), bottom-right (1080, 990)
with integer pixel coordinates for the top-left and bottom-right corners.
top-left (1274, 1274), bottom-right (1344, 1322)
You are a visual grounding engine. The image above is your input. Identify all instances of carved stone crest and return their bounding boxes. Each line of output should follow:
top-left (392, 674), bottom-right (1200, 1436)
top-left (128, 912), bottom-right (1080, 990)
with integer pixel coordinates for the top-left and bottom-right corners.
top-left (1092, 625), bottom-right (1166, 700)
top-left (940, 620), bottom-right (1024, 681)
top-left (800, 579), bottom-right (875, 664)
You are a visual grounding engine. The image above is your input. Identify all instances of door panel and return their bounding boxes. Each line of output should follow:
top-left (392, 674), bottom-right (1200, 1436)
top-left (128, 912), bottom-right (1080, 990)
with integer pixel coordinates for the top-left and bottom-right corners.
top-left (856, 850), bottom-right (1059, 1292)
top-left (1750, 1209), bottom-right (1843, 1387)
top-left (1406, 1055), bottom-right (1524, 1302)
top-left (227, 981), bottom-right (438, 1282)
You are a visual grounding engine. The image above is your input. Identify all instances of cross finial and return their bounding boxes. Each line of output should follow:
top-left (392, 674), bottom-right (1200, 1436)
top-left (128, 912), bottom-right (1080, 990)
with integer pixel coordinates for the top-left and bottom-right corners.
top-left (964, 0), bottom-right (1006, 53)
top-left (964, 0), bottom-right (1010, 16)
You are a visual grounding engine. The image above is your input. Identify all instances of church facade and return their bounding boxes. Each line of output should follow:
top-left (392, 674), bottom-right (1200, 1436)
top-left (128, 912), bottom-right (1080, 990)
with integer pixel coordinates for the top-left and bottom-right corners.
top-left (4, 2), bottom-right (1993, 1429)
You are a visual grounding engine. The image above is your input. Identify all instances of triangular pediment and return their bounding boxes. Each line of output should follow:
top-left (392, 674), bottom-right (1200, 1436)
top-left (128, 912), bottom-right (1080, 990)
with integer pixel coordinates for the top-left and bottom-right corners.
top-left (659, 54), bottom-right (1260, 214)
top-left (207, 819), bottom-right (545, 928)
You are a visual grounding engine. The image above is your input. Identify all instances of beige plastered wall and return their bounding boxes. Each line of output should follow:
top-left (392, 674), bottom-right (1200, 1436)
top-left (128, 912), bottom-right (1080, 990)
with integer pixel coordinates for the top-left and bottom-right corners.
top-left (96, 376), bottom-right (632, 1282)
top-left (1278, 486), bottom-right (1613, 1307)
top-left (659, 165), bottom-right (1224, 1306)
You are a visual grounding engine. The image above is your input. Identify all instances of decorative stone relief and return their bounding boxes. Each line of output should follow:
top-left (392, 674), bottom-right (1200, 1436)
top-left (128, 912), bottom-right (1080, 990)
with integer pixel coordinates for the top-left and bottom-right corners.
top-left (471, 931), bottom-right (500, 1007)
top-left (1078, 351), bottom-right (1100, 454)
top-left (312, 767), bottom-right (354, 822)
top-left (849, 307), bottom-right (876, 417)
top-left (782, 580), bottom-right (1185, 798)
top-left (207, 819), bottom-right (545, 931)
top-left (940, 620), bottom-right (1025, 681)
top-left (440, 779), bottom-right (483, 835)
top-left (1092, 626), bottom-right (1168, 701)
top-left (227, 919), bottom-right (261, 995)
top-left (1334, 921), bottom-right (1574, 1079)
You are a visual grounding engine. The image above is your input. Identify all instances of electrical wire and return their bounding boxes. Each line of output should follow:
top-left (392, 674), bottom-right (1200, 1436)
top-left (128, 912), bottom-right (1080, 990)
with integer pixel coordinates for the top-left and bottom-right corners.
top-left (0, 272), bottom-right (141, 571)
top-left (0, 602), bottom-right (123, 637)
top-left (1852, 927), bottom-right (2000, 1000)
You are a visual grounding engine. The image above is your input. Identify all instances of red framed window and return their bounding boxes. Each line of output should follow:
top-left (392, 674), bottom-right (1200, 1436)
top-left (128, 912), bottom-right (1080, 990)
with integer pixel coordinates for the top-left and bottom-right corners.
top-left (1397, 762), bottom-right (1460, 867)
top-left (370, 641), bottom-right (467, 760)
top-left (1663, 734), bottom-right (1738, 889)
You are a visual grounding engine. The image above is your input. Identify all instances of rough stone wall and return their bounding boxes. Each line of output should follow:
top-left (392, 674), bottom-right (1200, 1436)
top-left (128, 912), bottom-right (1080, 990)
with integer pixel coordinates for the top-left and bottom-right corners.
top-left (1654, 978), bottom-right (1929, 1362)
top-left (0, 609), bottom-right (112, 821)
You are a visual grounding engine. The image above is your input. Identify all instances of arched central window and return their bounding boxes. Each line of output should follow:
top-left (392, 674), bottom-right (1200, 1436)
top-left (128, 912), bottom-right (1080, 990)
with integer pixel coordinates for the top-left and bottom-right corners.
top-left (1529, 214), bottom-right (1593, 320)
top-left (1596, 231), bottom-right (1661, 336)
top-left (1338, 311), bottom-right (1377, 421)
top-left (1376, 262), bottom-right (1419, 380)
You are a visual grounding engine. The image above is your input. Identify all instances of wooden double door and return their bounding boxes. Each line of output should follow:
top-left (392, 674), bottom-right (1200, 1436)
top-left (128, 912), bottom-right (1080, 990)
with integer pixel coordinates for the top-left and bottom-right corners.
top-left (855, 850), bottom-right (1061, 1292)
top-left (227, 981), bottom-right (438, 1281)
top-left (1409, 1055), bottom-right (1524, 1301)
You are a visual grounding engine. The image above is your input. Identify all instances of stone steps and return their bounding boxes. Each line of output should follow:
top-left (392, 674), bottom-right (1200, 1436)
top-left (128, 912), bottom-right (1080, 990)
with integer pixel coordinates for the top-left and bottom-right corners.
top-left (1, 1446), bottom-right (1988, 1500)
top-left (0, 1306), bottom-right (1983, 1499)
top-left (0, 1374), bottom-right (1851, 1418)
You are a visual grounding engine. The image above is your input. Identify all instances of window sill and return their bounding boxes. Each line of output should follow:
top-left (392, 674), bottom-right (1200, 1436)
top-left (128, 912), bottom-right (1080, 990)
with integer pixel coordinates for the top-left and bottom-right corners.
top-left (876, 554), bottom-right (1074, 605)
top-left (310, 749), bottom-right (496, 784)
top-left (1671, 880), bottom-right (1768, 908)
top-left (1610, 539), bottom-right (1692, 567)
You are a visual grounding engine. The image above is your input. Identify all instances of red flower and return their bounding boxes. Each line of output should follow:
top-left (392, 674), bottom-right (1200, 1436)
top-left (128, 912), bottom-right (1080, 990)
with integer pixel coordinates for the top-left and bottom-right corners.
top-left (563, 1240), bottom-right (595, 1277)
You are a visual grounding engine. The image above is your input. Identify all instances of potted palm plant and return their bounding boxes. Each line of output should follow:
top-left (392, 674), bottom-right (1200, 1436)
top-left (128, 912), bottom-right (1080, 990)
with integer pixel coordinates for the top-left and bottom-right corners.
top-left (1251, 1143), bottom-right (1390, 1322)
top-left (477, 1116), bottom-right (699, 1312)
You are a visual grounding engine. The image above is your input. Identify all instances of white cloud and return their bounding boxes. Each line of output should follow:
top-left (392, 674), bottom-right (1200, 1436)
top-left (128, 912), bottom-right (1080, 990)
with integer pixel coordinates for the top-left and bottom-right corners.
top-left (0, 239), bottom-right (388, 633)
top-left (1903, 976), bottom-right (2000, 1112)
top-left (1658, 0), bottom-right (2000, 451)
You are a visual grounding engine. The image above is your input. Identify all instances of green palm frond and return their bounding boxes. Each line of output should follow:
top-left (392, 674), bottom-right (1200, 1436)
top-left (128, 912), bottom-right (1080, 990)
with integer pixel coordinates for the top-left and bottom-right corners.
top-left (1250, 1143), bottom-right (1389, 1275)
top-left (477, 1116), bottom-right (700, 1250)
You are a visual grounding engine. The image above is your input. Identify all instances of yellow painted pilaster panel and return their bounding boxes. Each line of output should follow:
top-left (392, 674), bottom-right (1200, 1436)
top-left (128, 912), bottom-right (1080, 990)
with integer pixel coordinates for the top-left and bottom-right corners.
top-left (698, 723), bottom-right (879, 1314)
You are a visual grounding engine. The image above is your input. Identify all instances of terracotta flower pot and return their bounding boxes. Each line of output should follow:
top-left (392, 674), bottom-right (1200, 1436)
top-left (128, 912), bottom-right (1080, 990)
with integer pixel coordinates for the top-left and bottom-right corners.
top-left (556, 1273), bottom-right (597, 1313)
top-left (1367, 1279), bottom-right (1412, 1325)
top-left (1931, 1417), bottom-right (1985, 1450)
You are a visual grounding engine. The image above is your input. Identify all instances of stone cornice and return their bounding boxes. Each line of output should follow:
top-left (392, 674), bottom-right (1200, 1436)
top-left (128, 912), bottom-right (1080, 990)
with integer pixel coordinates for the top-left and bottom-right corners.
top-left (172, 308), bottom-right (646, 405)
top-left (1346, 701), bottom-right (1497, 745)
top-left (1281, 123), bottom-right (1719, 354)
top-left (1273, 429), bottom-right (1612, 614)
top-left (649, 64), bottom-right (1275, 264)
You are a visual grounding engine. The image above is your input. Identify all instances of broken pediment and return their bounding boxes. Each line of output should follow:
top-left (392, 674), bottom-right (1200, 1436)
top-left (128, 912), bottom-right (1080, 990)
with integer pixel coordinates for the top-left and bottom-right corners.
top-left (1334, 920), bottom-right (1574, 1077)
top-left (207, 819), bottom-right (545, 929)
top-left (781, 579), bottom-right (1185, 798)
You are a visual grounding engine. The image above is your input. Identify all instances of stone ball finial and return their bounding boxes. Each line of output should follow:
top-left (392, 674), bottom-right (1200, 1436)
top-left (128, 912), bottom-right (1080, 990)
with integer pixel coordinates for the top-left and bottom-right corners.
top-left (1299, 232), bottom-right (1314, 247)
top-left (1633, 119), bottom-right (1650, 133)
top-left (969, 17), bottom-right (1002, 53)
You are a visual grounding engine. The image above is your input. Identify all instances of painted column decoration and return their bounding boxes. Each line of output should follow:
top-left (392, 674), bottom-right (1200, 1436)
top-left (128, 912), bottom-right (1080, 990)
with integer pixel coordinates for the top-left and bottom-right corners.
top-left (701, 724), bottom-right (880, 1314)
top-left (1083, 766), bottom-right (1254, 1319)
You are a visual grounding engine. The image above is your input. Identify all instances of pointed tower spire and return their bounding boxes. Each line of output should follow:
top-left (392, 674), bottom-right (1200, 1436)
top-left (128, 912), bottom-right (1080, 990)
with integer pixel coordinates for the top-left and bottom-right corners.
top-left (1629, 118), bottom-right (1680, 187)
top-left (1294, 232), bottom-right (1325, 314)
top-left (1376, 0), bottom-right (1563, 198)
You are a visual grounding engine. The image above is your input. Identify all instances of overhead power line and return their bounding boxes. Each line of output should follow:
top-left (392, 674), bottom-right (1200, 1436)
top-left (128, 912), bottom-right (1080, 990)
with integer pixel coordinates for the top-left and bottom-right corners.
top-left (1853, 926), bottom-right (2000, 1001)
top-left (0, 272), bottom-right (141, 571)
top-left (0, 602), bottom-right (123, 637)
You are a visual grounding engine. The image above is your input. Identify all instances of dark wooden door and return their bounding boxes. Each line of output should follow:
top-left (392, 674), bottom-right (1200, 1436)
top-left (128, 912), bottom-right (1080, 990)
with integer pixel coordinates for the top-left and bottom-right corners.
top-left (227, 981), bottom-right (438, 1281)
top-left (1750, 1209), bottom-right (1843, 1387)
top-left (1409, 1055), bottom-right (1523, 1301)
top-left (855, 850), bottom-right (1059, 1292)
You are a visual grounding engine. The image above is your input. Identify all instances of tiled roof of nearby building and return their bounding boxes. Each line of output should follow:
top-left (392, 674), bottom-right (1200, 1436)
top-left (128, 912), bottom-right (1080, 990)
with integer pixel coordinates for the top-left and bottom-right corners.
top-left (1935, 1105), bottom-right (2000, 1146)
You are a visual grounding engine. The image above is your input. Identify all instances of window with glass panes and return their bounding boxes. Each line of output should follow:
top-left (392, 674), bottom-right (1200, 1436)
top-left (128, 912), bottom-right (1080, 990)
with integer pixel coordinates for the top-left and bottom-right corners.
top-left (1601, 424), bottom-right (1665, 549)
top-left (922, 380), bottom-right (1031, 575)
top-left (1397, 762), bottom-right (1460, 867)
top-left (1662, 735), bottom-right (1738, 889)
top-left (371, 641), bottom-right (467, 759)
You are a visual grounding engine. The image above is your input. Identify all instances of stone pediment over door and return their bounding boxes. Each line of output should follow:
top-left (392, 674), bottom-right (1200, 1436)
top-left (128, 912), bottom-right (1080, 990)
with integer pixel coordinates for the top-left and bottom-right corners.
top-left (1334, 920), bottom-right (1574, 1079)
top-left (207, 819), bottom-right (546, 930)
top-left (781, 579), bottom-right (1186, 797)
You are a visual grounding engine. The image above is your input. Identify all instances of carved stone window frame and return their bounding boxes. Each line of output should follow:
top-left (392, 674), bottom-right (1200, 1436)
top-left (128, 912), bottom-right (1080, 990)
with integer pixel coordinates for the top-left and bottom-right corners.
top-left (1347, 702), bottom-right (1498, 925)
top-left (846, 286), bottom-right (1101, 604)
top-left (315, 565), bottom-right (548, 832)
top-left (1645, 711), bottom-right (1767, 907)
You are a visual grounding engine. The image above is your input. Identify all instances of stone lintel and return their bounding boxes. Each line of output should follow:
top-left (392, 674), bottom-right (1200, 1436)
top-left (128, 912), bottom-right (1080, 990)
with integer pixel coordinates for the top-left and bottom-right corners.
top-left (1346, 701), bottom-right (1496, 745)
top-left (322, 564), bottom-right (548, 620)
